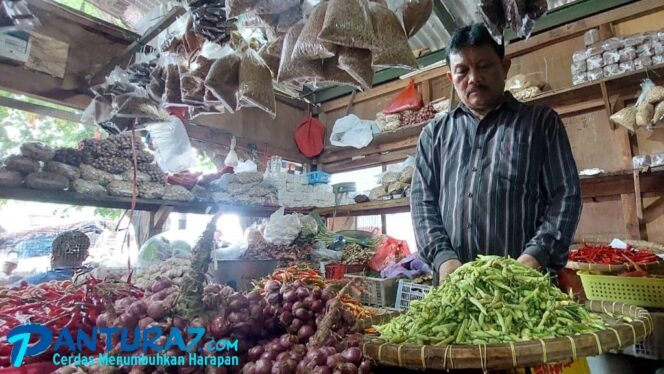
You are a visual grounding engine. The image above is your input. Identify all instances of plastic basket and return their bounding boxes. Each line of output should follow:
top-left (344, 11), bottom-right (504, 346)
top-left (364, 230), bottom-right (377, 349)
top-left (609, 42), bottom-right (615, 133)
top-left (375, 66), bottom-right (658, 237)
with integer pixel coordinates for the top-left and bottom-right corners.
top-left (578, 271), bottom-right (664, 308)
top-left (394, 279), bottom-right (432, 311)
top-left (344, 274), bottom-right (398, 307)
top-left (324, 263), bottom-right (367, 280)
top-left (620, 311), bottom-right (664, 360)
top-left (307, 171), bottom-right (330, 185)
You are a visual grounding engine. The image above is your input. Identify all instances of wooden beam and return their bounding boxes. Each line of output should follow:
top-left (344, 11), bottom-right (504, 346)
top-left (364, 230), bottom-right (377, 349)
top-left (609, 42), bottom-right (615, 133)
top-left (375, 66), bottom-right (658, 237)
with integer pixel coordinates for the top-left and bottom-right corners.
top-left (621, 193), bottom-right (642, 239)
top-left (26, 0), bottom-right (137, 44)
top-left (87, 6), bottom-right (186, 85)
top-left (0, 95), bottom-right (82, 123)
top-left (505, 0), bottom-right (664, 58)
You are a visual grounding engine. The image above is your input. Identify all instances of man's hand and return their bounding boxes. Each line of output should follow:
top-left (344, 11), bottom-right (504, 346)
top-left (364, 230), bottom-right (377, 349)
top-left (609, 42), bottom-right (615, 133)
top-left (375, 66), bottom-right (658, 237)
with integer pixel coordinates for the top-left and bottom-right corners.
top-left (517, 254), bottom-right (541, 269)
top-left (438, 259), bottom-right (462, 282)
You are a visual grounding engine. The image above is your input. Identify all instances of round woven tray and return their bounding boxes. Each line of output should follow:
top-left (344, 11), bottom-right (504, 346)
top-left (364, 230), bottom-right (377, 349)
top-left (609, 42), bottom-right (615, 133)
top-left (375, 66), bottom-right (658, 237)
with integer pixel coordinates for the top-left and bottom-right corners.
top-left (566, 240), bottom-right (664, 274)
top-left (360, 301), bottom-right (652, 371)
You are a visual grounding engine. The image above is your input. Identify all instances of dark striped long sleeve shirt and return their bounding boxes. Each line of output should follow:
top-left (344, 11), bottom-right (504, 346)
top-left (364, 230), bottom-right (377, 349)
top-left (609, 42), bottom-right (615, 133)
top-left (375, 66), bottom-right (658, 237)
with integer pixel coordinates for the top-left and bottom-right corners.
top-left (410, 92), bottom-right (582, 281)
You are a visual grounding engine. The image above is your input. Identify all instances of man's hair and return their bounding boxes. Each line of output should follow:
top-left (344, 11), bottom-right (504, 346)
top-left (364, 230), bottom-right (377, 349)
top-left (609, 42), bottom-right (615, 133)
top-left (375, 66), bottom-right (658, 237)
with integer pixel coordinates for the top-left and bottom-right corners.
top-left (446, 23), bottom-right (505, 65)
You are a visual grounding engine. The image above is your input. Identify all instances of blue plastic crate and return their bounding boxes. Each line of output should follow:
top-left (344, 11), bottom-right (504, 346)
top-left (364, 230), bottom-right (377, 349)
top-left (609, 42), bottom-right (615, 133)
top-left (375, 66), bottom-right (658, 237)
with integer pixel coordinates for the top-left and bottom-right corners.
top-left (307, 171), bottom-right (330, 185)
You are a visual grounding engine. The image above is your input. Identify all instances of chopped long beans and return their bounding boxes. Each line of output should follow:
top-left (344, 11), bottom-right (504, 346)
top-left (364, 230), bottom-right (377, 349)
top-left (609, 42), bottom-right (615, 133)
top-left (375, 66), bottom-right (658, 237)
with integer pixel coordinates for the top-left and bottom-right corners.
top-left (375, 256), bottom-right (607, 345)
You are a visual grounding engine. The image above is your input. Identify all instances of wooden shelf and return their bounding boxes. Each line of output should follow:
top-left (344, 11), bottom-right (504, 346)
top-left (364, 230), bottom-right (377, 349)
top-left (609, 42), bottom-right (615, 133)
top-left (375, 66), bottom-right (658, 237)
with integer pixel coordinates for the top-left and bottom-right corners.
top-left (315, 167), bottom-right (664, 217)
top-left (526, 62), bottom-right (664, 114)
top-left (316, 197), bottom-right (410, 217)
top-left (0, 187), bottom-right (306, 217)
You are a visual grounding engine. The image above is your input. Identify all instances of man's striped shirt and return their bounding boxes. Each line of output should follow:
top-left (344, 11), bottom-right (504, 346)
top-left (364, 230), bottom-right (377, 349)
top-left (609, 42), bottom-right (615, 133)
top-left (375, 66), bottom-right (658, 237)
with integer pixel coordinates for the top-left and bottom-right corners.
top-left (410, 92), bottom-right (582, 281)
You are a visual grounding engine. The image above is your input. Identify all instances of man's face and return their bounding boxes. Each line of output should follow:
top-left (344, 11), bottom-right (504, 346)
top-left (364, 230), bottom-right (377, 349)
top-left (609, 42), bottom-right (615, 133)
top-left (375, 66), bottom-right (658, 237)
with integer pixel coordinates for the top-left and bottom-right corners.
top-left (447, 44), bottom-right (511, 113)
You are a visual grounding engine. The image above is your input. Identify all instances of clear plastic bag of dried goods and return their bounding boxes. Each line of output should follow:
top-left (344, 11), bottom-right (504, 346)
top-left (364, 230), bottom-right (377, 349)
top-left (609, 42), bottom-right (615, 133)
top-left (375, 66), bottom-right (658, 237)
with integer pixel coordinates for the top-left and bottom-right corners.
top-left (477, 0), bottom-right (505, 45)
top-left (319, 55), bottom-right (362, 90)
top-left (292, 2), bottom-right (337, 60)
top-left (81, 98), bottom-right (113, 125)
top-left (190, 41), bottom-right (233, 82)
top-left (226, 0), bottom-right (260, 18)
top-left (146, 116), bottom-right (197, 173)
top-left (370, 3), bottom-right (418, 70)
top-left (90, 66), bottom-right (136, 99)
top-left (114, 90), bottom-right (167, 120)
top-left (238, 48), bottom-right (277, 118)
top-left (259, 44), bottom-right (281, 78)
top-left (278, 22), bottom-right (325, 84)
top-left (500, 0), bottom-right (547, 39)
top-left (161, 54), bottom-right (184, 106)
top-left (254, 0), bottom-right (300, 16)
top-left (571, 60), bottom-right (587, 75)
top-left (522, 0), bottom-right (548, 37)
top-left (205, 52), bottom-right (241, 112)
top-left (276, 4), bottom-right (303, 34)
top-left (25, 172), bottom-right (69, 191)
top-left (399, 0), bottom-right (433, 38)
top-left (338, 47), bottom-right (374, 91)
top-left (318, 0), bottom-right (374, 49)
top-left (0, 167), bottom-right (23, 187)
top-left (610, 107), bottom-right (637, 132)
top-left (636, 79), bottom-right (656, 108)
top-left (619, 47), bottom-right (636, 63)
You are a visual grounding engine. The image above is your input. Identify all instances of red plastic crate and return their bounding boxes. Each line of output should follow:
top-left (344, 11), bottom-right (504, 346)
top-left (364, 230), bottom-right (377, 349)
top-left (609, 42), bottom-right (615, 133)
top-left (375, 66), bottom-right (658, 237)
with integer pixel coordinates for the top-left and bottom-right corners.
top-left (324, 263), bottom-right (367, 280)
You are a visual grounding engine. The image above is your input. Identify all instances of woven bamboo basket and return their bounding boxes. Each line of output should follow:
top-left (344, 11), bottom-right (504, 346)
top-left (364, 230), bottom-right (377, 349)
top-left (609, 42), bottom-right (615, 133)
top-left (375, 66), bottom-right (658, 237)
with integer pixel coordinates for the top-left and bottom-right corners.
top-left (566, 240), bottom-right (664, 274)
top-left (359, 301), bottom-right (652, 371)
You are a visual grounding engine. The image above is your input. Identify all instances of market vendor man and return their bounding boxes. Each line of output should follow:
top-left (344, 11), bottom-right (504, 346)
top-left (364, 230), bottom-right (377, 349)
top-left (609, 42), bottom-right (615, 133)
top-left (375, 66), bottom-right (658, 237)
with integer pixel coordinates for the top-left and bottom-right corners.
top-left (411, 23), bottom-right (582, 286)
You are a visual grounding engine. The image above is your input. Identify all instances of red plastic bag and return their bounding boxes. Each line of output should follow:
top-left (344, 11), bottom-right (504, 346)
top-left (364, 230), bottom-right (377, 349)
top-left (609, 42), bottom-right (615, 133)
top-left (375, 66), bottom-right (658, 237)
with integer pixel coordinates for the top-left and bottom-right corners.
top-left (383, 79), bottom-right (423, 114)
top-left (369, 236), bottom-right (410, 272)
top-left (294, 115), bottom-right (325, 158)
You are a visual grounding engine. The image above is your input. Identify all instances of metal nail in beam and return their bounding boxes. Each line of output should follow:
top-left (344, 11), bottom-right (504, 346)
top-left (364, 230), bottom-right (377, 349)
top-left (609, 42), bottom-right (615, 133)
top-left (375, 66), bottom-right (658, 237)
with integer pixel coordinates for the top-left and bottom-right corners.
top-left (87, 5), bottom-right (186, 85)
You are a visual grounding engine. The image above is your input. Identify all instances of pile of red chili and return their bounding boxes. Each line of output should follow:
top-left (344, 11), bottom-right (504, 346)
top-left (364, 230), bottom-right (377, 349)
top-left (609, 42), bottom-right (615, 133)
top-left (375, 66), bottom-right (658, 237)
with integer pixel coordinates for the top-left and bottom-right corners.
top-left (0, 276), bottom-right (143, 366)
top-left (569, 243), bottom-right (661, 265)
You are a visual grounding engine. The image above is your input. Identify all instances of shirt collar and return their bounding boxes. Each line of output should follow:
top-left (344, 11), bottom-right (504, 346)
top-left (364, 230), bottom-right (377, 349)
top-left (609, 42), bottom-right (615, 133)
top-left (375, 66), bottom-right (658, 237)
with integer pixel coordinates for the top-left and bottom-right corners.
top-left (452, 91), bottom-right (520, 117)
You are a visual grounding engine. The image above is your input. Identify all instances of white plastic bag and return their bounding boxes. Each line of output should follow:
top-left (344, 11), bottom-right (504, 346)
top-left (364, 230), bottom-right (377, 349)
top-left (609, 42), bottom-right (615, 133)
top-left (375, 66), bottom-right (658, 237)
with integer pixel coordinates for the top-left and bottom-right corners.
top-left (236, 159), bottom-right (258, 173)
top-left (329, 114), bottom-right (375, 149)
top-left (225, 136), bottom-right (239, 168)
top-left (146, 116), bottom-right (197, 173)
top-left (213, 240), bottom-right (248, 260)
top-left (263, 207), bottom-right (302, 245)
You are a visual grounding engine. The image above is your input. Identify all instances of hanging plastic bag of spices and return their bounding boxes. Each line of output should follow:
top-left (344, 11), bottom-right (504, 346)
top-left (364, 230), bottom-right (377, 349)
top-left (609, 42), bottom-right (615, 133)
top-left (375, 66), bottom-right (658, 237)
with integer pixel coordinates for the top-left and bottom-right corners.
top-left (477, 0), bottom-right (505, 44)
top-left (338, 47), bottom-right (374, 91)
top-left (400, 0), bottom-right (432, 38)
top-left (278, 22), bottom-right (325, 84)
top-left (276, 4), bottom-right (303, 34)
top-left (205, 52), bottom-right (242, 112)
top-left (292, 2), bottom-right (337, 60)
top-left (318, 0), bottom-right (374, 50)
top-left (226, 0), bottom-right (260, 18)
top-left (148, 65), bottom-right (166, 103)
top-left (237, 48), bottom-right (277, 118)
top-left (114, 90), bottom-right (168, 120)
top-left (519, 0), bottom-right (548, 39)
top-left (370, 3), bottom-right (418, 70)
top-left (259, 44), bottom-right (281, 78)
top-left (318, 55), bottom-right (362, 90)
top-left (161, 54), bottom-right (185, 106)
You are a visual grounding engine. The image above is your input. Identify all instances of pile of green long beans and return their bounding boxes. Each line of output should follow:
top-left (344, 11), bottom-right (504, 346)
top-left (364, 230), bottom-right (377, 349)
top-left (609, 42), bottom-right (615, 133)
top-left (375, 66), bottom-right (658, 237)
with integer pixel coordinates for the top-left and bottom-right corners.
top-left (375, 256), bottom-right (607, 345)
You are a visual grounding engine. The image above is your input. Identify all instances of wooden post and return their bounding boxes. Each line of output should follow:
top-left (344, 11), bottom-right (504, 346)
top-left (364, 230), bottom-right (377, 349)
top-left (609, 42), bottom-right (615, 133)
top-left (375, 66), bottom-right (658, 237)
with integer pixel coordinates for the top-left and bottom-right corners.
top-left (149, 205), bottom-right (174, 237)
